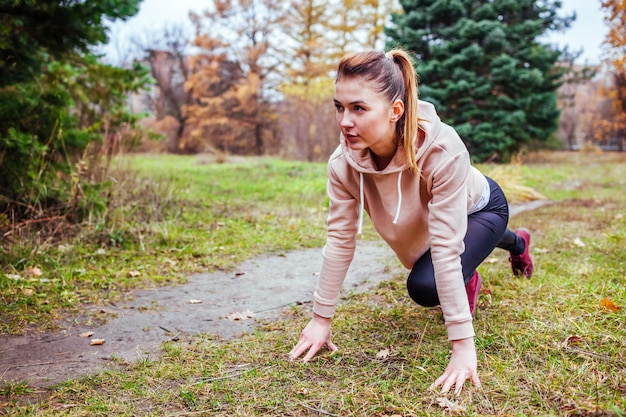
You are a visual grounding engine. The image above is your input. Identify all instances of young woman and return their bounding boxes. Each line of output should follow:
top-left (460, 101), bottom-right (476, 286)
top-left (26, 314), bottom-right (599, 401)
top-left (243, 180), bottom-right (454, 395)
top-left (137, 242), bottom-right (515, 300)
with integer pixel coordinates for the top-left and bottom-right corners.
top-left (288, 48), bottom-right (533, 394)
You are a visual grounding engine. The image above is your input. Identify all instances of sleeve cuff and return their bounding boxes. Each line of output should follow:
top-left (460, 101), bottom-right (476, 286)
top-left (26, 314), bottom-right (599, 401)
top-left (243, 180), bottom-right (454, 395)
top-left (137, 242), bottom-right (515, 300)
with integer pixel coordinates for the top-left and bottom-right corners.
top-left (313, 301), bottom-right (336, 319)
top-left (446, 319), bottom-right (475, 341)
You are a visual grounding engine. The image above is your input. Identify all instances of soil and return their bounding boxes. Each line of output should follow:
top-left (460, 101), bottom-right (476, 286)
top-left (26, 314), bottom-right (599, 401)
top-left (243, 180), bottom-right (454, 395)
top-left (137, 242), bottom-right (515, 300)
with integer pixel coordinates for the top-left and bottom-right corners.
top-left (0, 202), bottom-right (545, 394)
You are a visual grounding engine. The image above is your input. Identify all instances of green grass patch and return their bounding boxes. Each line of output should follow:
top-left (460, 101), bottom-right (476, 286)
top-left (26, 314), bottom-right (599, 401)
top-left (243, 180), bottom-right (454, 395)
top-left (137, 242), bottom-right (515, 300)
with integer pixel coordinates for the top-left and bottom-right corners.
top-left (0, 156), bottom-right (329, 334)
top-left (2, 151), bottom-right (625, 416)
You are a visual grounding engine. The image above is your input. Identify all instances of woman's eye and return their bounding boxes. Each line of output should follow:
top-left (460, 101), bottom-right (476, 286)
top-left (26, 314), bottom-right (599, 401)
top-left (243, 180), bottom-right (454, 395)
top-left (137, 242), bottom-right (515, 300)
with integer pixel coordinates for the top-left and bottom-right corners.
top-left (335, 104), bottom-right (344, 112)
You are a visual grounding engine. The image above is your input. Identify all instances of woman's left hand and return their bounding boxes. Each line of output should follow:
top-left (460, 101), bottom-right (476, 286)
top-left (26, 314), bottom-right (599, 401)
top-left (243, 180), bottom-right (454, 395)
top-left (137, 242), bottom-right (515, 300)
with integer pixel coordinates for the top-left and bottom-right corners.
top-left (429, 336), bottom-right (481, 395)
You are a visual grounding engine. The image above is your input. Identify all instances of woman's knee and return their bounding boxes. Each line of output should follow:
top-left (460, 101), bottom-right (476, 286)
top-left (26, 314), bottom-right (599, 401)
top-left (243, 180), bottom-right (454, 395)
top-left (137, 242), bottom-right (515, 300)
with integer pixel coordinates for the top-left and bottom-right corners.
top-left (406, 275), bottom-right (439, 307)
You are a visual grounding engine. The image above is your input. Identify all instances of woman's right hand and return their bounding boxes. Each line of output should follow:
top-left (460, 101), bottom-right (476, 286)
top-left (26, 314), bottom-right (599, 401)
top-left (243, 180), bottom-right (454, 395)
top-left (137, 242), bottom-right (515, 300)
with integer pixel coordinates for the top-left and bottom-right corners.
top-left (288, 313), bottom-right (338, 362)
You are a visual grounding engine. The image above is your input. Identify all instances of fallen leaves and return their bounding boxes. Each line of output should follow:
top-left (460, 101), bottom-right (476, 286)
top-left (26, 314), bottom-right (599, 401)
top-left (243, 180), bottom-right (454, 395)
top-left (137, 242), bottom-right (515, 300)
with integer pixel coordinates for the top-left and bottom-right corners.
top-left (79, 330), bottom-right (105, 346)
top-left (6, 266), bottom-right (45, 281)
top-left (600, 297), bottom-right (621, 312)
top-left (26, 266), bottom-right (43, 277)
top-left (162, 258), bottom-right (177, 267)
top-left (226, 310), bottom-right (255, 320)
top-left (5, 273), bottom-right (22, 280)
top-left (436, 397), bottom-right (466, 413)
top-left (561, 334), bottom-right (584, 348)
top-left (376, 347), bottom-right (393, 359)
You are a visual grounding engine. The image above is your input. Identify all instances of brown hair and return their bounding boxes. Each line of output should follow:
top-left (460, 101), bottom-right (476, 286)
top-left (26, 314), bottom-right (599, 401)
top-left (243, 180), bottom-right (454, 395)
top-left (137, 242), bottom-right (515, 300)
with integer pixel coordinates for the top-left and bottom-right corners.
top-left (336, 48), bottom-right (419, 172)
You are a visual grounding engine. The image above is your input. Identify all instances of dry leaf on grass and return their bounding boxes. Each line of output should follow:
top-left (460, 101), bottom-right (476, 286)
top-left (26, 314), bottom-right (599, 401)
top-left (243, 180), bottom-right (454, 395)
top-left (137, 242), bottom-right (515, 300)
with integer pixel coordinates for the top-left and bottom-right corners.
top-left (162, 258), bottom-right (177, 267)
top-left (573, 237), bottom-right (585, 247)
top-left (79, 331), bottom-right (94, 338)
top-left (376, 347), bottom-right (392, 359)
top-left (5, 274), bottom-right (22, 280)
top-left (128, 270), bottom-right (141, 277)
top-left (561, 334), bottom-right (583, 348)
top-left (600, 297), bottom-right (621, 312)
top-left (296, 387), bottom-right (310, 395)
top-left (226, 310), bottom-right (255, 320)
top-left (89, 339), bottom-right (105, 346)
top-left (436, 397), bottom-right (466, 413)
top-left (27, 266), bottom-right (43, 277)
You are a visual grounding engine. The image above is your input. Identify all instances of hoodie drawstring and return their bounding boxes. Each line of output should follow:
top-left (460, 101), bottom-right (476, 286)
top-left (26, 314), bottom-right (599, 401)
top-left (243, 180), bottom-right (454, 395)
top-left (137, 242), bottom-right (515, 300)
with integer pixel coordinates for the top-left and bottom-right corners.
top-left (357, 173), bottom-right (364, 235)
top-left (392, 171), bottom-right (403, 224)
top-left (357, 171), bottom-right (403, 235)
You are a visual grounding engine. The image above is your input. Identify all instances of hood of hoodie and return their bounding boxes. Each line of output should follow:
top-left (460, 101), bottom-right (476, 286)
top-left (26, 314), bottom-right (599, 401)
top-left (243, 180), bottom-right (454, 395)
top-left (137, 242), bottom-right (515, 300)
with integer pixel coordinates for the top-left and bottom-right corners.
top-left (340, 100), bottom-right (443, 175)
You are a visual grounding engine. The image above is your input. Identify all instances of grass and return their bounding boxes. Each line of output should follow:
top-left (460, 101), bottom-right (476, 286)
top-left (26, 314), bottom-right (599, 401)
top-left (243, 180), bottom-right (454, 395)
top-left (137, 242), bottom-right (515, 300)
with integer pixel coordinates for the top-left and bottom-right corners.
top-left (1, 151), bottom-right (625, 416)
top-left (0, 156), bottom-right (329, 334)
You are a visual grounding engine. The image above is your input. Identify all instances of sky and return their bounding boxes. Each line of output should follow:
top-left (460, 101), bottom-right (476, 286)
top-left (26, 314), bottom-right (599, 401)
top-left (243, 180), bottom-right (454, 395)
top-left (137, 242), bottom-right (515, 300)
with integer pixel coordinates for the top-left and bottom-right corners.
top-left (104, 0), bottom-right (608, 65)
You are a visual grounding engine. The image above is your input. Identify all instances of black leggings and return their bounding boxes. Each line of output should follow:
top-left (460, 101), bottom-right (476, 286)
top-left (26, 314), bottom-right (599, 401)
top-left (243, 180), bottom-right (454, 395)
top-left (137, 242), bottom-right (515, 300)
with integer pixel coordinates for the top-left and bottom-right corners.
top-left (406, 177), bottom-right (521, 307)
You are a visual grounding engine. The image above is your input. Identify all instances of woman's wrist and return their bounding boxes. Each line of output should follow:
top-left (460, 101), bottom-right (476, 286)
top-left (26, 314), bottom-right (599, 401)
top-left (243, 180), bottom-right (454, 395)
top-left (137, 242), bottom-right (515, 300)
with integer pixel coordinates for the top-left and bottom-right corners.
top-left (451, 336), bottom-right (475, 351)
top-left (313, 312), bottom-right (332, 324)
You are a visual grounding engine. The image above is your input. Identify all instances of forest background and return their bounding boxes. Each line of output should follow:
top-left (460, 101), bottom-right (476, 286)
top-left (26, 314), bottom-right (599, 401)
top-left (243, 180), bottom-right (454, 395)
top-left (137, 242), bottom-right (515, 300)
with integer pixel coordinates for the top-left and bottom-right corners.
top-left (1, 0), bottom-right (626, 248)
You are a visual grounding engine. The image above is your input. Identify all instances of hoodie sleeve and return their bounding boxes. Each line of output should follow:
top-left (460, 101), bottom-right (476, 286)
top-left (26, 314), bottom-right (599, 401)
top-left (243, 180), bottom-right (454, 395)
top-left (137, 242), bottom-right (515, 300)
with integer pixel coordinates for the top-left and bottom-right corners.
top-left (313, 160), bottom-right (359, 318)
top-left (427, 143), bottom-right (475, 341)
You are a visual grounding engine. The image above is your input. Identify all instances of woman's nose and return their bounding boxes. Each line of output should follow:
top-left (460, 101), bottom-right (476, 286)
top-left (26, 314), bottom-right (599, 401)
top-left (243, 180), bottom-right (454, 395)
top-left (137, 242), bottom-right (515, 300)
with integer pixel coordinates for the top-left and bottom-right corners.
top-left (339, 112), bottom-right (354, 127)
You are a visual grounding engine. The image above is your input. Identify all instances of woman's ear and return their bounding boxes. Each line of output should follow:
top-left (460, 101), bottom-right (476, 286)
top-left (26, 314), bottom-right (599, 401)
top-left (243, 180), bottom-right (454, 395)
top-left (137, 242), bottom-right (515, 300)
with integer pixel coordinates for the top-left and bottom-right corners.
top-left (391, 99), bottom-right (405, 122)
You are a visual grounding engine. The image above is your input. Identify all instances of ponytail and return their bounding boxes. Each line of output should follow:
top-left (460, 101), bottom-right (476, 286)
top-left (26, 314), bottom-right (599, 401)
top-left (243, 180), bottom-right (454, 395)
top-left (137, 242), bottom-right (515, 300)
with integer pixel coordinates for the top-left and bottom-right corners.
top-left (387, 49), bottom-right (419, 173)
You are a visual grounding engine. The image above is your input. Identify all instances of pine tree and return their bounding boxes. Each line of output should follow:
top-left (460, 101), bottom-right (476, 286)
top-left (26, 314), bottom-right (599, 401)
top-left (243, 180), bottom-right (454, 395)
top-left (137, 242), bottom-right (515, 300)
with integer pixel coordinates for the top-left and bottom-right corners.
top-left (386, 0), bottom-right (574, 160)
top-left (0, 0), bottom-right (147, 218)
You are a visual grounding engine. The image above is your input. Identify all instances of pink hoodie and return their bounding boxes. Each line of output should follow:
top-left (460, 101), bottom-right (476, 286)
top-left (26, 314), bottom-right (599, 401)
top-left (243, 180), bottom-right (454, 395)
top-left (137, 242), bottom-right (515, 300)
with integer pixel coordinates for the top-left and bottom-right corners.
top-left (313, 100), bottom-right (487, 341)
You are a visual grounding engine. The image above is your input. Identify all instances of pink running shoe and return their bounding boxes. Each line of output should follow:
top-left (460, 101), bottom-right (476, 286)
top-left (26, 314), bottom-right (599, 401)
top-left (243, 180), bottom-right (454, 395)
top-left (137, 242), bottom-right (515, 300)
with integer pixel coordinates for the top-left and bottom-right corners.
top-left (510, 228), bottom-right (534, 278)
top-left (465, 270), bottom-right (482, 316)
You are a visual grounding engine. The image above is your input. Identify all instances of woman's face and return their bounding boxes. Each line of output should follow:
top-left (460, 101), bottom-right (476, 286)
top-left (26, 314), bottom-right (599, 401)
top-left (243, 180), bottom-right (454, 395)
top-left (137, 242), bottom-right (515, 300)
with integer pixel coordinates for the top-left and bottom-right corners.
top-left (334, 77), bottom-right (404, 159)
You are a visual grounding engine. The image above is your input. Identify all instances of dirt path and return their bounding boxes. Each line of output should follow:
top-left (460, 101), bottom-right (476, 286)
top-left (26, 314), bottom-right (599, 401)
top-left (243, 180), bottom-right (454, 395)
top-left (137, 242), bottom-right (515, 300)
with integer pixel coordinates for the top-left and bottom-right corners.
top-left (0, 202), bottom-right (545, 391)
top-left (0, 242), bottom-right (403, 389)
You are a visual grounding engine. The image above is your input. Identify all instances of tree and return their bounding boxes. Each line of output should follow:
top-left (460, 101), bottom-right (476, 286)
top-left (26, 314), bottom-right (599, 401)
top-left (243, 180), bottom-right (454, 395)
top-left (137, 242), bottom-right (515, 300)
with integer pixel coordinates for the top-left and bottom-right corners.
top-left (182, 47), bottom-right (256, 154)
top-left (282, 0), bottom-right (334, 83)
top-left (0, 0), bottom-right (147, 219)
top-left (185, 0), bottom-right (287, 155)
top-left (362, 0), bottom-right (401, 49)
top-left (600, 0), bottom-right (626, 150)
top-left (276, 0), bottom-right (336, 161)
top-left (556, 63), bottom-right (598, 150)
top-left (324, 0), bottom-right (399, 63)
top-left (0, 0), bottom-right (141, 86)
top-left (386, 0), bottom-right (575, 161)
top-left (132, 24), bottom-right (193, 151)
